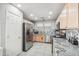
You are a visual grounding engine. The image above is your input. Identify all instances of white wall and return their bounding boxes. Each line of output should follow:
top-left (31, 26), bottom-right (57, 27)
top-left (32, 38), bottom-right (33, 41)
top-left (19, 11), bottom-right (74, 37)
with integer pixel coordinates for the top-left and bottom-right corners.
top-left (23, 19), bottom-right (34, 25)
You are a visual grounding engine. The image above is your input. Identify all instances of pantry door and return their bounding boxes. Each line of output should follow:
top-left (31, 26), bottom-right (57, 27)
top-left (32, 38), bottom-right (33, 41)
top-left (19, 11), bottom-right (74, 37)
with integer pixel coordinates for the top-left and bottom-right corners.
top-left (6, 11), bottom-right (22, 56)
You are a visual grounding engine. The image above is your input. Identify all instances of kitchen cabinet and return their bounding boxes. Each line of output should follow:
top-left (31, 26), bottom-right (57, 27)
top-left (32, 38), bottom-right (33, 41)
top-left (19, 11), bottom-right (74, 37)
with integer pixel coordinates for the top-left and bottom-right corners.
top-left (33, 34), bottom-right (45, 43)
top-left (58, 4), bottom-right (67, 29)
top-left (53, 38), bottom-right (71, 56)
top-left (67, 3), bottom-right (79, 28)
top-left (52, 37), bottom-right (79, 56)
top-left (57, 3), bottom-right (79, 29)
top-left (60, 16), bottom-right (67, 29)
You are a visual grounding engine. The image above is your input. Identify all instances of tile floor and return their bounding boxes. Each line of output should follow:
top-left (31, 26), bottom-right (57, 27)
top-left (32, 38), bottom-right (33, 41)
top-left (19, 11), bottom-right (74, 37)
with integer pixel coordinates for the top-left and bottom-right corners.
top-left (19, 42), bottom-right (52, 56)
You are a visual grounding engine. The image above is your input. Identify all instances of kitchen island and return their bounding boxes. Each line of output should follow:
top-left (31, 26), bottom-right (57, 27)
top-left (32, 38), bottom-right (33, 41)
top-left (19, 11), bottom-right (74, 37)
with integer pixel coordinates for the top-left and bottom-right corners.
top-left (51, 37), bottom-right (79, 56)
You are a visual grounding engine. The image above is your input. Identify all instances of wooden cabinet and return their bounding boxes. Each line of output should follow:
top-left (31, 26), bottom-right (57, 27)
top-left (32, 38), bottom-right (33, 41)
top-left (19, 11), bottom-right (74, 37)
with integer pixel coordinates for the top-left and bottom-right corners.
top-left (60, 16), bottom-right (67, 29)
top-left (58, 4), bottom-right (67, 29)
top-left (33, 34), bottom-right (45, 42)
top-left (67, 3), bottom-right (79, 28)
top-left (57, 3), bottom-right (79, 29)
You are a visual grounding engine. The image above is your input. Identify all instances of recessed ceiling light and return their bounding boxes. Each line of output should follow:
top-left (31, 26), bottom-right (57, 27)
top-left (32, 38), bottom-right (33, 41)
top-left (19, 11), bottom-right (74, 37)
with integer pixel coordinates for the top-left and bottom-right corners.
top-left (49, 11), bottom-right (53, 15)
top-left (35, 17), bottom-right (38, 20)
top-left (30, 14), bottom-right (34, 17)
top-left (48, 16), bottom-right (51, 19)
top-left (17, 4), bottom-right (21, 8)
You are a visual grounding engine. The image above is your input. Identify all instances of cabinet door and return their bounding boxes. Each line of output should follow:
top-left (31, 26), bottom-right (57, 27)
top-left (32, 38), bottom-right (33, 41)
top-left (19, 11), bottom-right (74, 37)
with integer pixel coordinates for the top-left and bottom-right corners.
top-left (60, 16), bottom-right (67, 29)
top-left (67, 3), bottom-right (78, 28)
top-left (59, 4), bottom-right (67, 29)
top-left (6, 11), bottom-right (22, 56)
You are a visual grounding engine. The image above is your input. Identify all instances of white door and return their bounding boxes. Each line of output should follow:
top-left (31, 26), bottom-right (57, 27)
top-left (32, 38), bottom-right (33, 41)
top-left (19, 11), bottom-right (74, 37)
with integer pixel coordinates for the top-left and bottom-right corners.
top-left (6, 11), bottom-right (22, 56)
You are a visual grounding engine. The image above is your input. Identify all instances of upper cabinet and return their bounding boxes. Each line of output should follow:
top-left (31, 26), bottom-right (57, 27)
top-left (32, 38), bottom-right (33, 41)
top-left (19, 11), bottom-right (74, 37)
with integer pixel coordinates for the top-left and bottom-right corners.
top-left (57, 3), bottom-right (79, 29)
top-left (57, 4), bottom-right (67, 29)
top-left (67, 3), bottom-right (79, 29)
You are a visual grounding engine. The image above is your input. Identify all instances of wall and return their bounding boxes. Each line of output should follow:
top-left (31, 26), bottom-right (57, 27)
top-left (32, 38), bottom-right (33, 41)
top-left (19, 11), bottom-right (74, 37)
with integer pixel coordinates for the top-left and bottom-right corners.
top-left (34, 21), bottom-right (56, 32)
top-left (23, 19), bottom-right (34, 25)
top-left (34, 21), bottom-right (56, 42)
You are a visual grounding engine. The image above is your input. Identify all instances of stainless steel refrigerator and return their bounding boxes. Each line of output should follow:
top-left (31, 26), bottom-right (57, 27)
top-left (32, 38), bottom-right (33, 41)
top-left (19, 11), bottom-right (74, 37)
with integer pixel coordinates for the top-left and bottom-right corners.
top-left (23, 23), bottom-right (33, 51)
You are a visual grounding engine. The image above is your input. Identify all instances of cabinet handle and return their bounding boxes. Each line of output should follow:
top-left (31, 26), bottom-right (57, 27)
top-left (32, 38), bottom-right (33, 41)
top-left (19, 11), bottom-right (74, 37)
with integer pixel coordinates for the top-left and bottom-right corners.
top-left (41, 37), bottom-right (43, 40)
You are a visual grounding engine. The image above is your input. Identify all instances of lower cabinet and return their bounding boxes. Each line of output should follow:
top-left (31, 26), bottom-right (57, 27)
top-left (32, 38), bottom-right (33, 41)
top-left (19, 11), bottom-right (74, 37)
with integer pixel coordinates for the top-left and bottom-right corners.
top-left (33, 34), bottom-right (45, 43)
top-left (53, 38), bottom-right (70, 56)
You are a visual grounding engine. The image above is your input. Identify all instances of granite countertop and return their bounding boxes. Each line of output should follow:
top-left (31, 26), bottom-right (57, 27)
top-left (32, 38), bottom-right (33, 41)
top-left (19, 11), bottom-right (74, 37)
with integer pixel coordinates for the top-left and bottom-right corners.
top-left (52, 37), bottom-right (79, 56)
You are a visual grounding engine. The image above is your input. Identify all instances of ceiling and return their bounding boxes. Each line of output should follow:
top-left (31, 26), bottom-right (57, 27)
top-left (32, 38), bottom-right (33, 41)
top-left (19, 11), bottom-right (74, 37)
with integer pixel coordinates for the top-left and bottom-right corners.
top-left (12, 3), bottom-right (65, 22)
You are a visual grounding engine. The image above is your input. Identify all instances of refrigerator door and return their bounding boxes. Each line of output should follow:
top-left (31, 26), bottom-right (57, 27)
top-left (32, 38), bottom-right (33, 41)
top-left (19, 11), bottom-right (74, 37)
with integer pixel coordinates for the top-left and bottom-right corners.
top-left (23, 23), bottom-right (33, 51)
